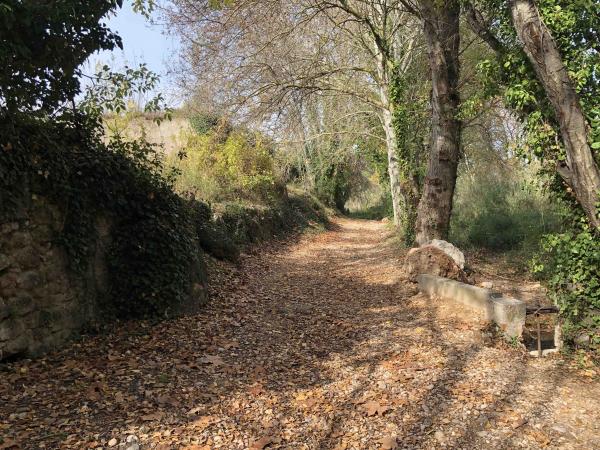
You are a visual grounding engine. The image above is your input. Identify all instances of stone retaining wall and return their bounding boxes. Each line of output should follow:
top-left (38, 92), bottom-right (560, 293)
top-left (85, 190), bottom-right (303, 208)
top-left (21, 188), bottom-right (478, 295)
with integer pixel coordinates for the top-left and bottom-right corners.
top-left (0, 195), bottom-right (111, 360)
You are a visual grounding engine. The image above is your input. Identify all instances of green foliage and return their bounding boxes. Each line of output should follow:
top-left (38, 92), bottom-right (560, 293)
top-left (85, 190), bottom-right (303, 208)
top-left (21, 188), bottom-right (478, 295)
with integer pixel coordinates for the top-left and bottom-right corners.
top-left (0, 0), bottom-right (122, 112)
top-left (475, 0), bottom-right (600, 166)
top-left (473, 0), bottom-right (600, 347)
top-left (167, 122), bottom-right (280, 203)
top-left (311, 158), bottom-right (353, 212)
top-left (389, 63), bottom-right (429, 244)
top-left (214, 192), bottom-right (329, 245)
top-left (189, 113), bottom-right (221, 135)
top-left (347, 195), bottom-right (393, 221)
top-left (450, 167), bottom-right (563, 252)
top-left (81, 64), bottom-right (171, 124)
top-left (531, 230), bottom-right (600, 349)
top-left (0, 7), bottom-right (204, 319)
top-left (0, 111), bottom-right (203, 318)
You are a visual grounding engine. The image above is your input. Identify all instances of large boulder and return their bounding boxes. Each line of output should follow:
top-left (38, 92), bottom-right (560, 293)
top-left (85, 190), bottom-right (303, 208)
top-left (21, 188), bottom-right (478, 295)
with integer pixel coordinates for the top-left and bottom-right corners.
top-left (404, 244), bottom-right (467, 282)
top-left (427, 239), bottom-right (465, 269)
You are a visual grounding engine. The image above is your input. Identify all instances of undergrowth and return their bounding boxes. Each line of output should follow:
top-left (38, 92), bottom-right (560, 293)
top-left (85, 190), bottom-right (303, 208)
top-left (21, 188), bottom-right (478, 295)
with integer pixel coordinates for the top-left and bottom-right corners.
top-left (450, 167), bottom-right (563, 253)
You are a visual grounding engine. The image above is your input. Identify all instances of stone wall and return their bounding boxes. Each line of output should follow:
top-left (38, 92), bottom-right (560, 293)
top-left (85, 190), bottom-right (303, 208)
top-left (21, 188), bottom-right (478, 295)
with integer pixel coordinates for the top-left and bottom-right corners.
top-left (0, 195), bottom-right (111, 360)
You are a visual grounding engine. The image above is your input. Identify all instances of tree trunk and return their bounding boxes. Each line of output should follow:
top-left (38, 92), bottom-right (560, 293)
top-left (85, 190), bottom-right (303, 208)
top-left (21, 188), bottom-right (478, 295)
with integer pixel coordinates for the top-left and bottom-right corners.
top-left (381, 106), bottom-right (405, 226)
top-left (414, 0), bottom-right (462, 245)
top-left (510, 0), bottom-right (600, 229)
top-left (376, 51), bottom-right (415, 230)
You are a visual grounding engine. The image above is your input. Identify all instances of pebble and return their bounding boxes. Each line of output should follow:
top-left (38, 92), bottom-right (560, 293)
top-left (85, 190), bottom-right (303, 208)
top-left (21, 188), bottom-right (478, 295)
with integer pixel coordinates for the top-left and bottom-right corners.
top-left (108, 438), bottom-right (118, 447)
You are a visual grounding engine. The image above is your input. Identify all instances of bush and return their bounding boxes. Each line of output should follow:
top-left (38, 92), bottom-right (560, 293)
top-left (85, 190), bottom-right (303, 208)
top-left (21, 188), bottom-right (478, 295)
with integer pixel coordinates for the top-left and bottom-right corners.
top-left (312, 161), bottom-right (353, 212)
top-left (0, 0), bottom-right (121, 112)
top-left (213, 191), bottom-right (329, 247)
top-left (532, 229), bottom-right (600, 350)
top-left (166, 122), bottom-right (281, 203)
top-left (450, 168), bottom-right (562, 252)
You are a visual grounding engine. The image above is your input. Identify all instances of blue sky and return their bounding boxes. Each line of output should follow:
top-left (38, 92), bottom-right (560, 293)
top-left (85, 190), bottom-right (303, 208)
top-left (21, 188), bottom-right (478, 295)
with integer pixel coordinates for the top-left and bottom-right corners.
top-left (83, 1), bottom-right (181, 102)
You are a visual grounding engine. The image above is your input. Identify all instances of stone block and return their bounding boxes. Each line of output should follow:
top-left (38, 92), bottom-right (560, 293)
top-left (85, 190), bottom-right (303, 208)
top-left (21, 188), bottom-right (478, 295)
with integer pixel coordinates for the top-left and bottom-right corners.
top-left (17, 271), bottom-right (41, 290)
top-left (490, 296), bottom-right (526, 338)
top-left (417, 274), bottom-right (526, 339)
top-left (427, 239), bottom-right (465, 269)
top-left (0, 298), bottom-right (8, 320)
top-left (0, 271), bottom-right (19, 295)
top-left (0, 321), bottom-right (13, 341)
top-left (5, 231), bottom-right (32, 250)
top-left (405, 246), bottom-right (467, 282)
top-left (13, 247), bottom-right (41, 270)
top-left (0, 253), bottom-right (10, 271)
top-left (31, 224), bottom-right (55, 242)
top-left (8, 294), bottom-right (35, 316)
top-left (0, 222), bottom-right (19, 235)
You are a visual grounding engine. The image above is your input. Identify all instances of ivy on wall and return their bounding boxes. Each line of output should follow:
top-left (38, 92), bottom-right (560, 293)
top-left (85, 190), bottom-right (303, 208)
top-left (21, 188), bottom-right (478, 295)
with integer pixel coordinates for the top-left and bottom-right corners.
top-left (0, 111), bottom-right (204, 318)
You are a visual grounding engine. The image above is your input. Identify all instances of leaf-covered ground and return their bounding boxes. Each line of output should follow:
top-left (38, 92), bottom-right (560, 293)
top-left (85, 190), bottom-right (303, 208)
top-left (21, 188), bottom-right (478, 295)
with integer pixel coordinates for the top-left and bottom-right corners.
top-left (1, 218), bottom-right (599, 449)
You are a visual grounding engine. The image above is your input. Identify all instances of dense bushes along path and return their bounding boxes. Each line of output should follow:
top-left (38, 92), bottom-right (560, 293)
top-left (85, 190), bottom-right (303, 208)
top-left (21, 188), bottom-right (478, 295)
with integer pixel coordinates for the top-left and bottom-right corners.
top-left (1, 218), bottom-right (599, 449)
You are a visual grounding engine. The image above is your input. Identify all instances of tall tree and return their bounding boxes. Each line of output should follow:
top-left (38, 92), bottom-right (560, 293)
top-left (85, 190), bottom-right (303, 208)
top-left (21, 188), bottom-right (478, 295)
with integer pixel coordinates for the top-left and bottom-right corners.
top-left (465, 0), bottom-right (600, 230)
top-left (401, 0), bottom-right (462, 244)
top-left (509, 0), bottom-right (600, 229)
top-left (165, 0), bottom-right (425, 228)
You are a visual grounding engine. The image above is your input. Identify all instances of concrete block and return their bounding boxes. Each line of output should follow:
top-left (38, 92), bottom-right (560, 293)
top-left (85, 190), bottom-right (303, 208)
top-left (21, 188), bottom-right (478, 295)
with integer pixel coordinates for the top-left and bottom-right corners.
top-left (491, 296), bottom-right (526, 338)
top-left (417, 274), bottom-right (526, 339)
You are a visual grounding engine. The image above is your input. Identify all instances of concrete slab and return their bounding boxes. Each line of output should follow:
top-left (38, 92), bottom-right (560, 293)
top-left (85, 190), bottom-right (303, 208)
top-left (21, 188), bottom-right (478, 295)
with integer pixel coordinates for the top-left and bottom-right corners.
top-left (417, 274), bottom-right (526, 339)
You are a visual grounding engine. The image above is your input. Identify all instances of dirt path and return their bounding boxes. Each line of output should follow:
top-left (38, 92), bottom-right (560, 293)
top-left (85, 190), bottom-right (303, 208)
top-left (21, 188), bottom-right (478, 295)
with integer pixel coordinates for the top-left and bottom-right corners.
top-left (1, 218), bottom-right (599, 449)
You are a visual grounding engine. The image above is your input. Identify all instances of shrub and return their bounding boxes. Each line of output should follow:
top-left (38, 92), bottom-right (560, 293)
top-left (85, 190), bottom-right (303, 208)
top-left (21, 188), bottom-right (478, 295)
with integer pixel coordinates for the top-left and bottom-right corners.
top-left (450, 168), bottom-right (562, 252)
top-left (166, 124), bottom-right (281, 203)
top-left (531, 229), bottom-right (600, 350)
top-left (213, 191), bottom-right (329, 246)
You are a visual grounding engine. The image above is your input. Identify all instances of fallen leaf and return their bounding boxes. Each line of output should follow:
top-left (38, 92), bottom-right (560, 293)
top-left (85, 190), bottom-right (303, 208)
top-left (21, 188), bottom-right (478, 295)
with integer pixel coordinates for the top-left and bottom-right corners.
top-left (249, 383), bottom-right (265, 396)
top-left (86, 382), bottom-right (106, 401)
top-left (155, 394), bottom-right (180, 407)
top-left (0, 439), bottom-right (18, 450)
top-left (363, 401), bottom-right (391, 416)
top-left (250, 435), bottom-right (275, 450)
top-left (200, 355), bottom-right (224, 365)
top-left (527, 429), bottom-right (551, 447)
top-left (141, 412), bottom-right (164, 421)
top-left (379, 435), bottom-right (398, 450)
top-left (512, 417), bottom-right (529, 429)
top-left (191, 415), bottom-right (216, 431)
top-left (253, 366), bottom-right (267, 379)
top-left (187, 406), bottom-right (202, 415)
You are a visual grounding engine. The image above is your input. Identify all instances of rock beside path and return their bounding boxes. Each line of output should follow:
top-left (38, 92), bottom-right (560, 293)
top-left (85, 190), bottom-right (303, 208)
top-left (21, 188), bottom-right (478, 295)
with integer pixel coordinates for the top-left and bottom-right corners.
top-left (404, 244), bottom-right (467, 282)
top-left (428, 239), bottom-right (465, 269)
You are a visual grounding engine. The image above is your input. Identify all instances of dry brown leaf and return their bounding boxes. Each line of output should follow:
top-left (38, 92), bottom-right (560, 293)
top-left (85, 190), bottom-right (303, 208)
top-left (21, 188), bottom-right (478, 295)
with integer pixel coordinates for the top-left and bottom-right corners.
top-left (200, 355), bottom-right (224, 365)
top-left (0, 439), bottom-right (18, 450)
top-left (363, 401), bottom-right (391, 417)
top-left (379, 435), bottom-right (398, 450)
top-left (141, 412), bottom-right (164, 421)
top-left (191, 415), bottom-right (216, 431)
top-left (527, 429), bottom-right (551, 447)
top-left (155, 394), bottom-right (180, 407)
top-left (250, 435), bottom-right (276, 450)
top-left (187, 406), bottom-right (202, 415)
top-left (253, 365), bottom-right (267, 379)
top-left (512, 417), bottom-right (529, 429)
top-left (249, 383), bottom-right (265, 396)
